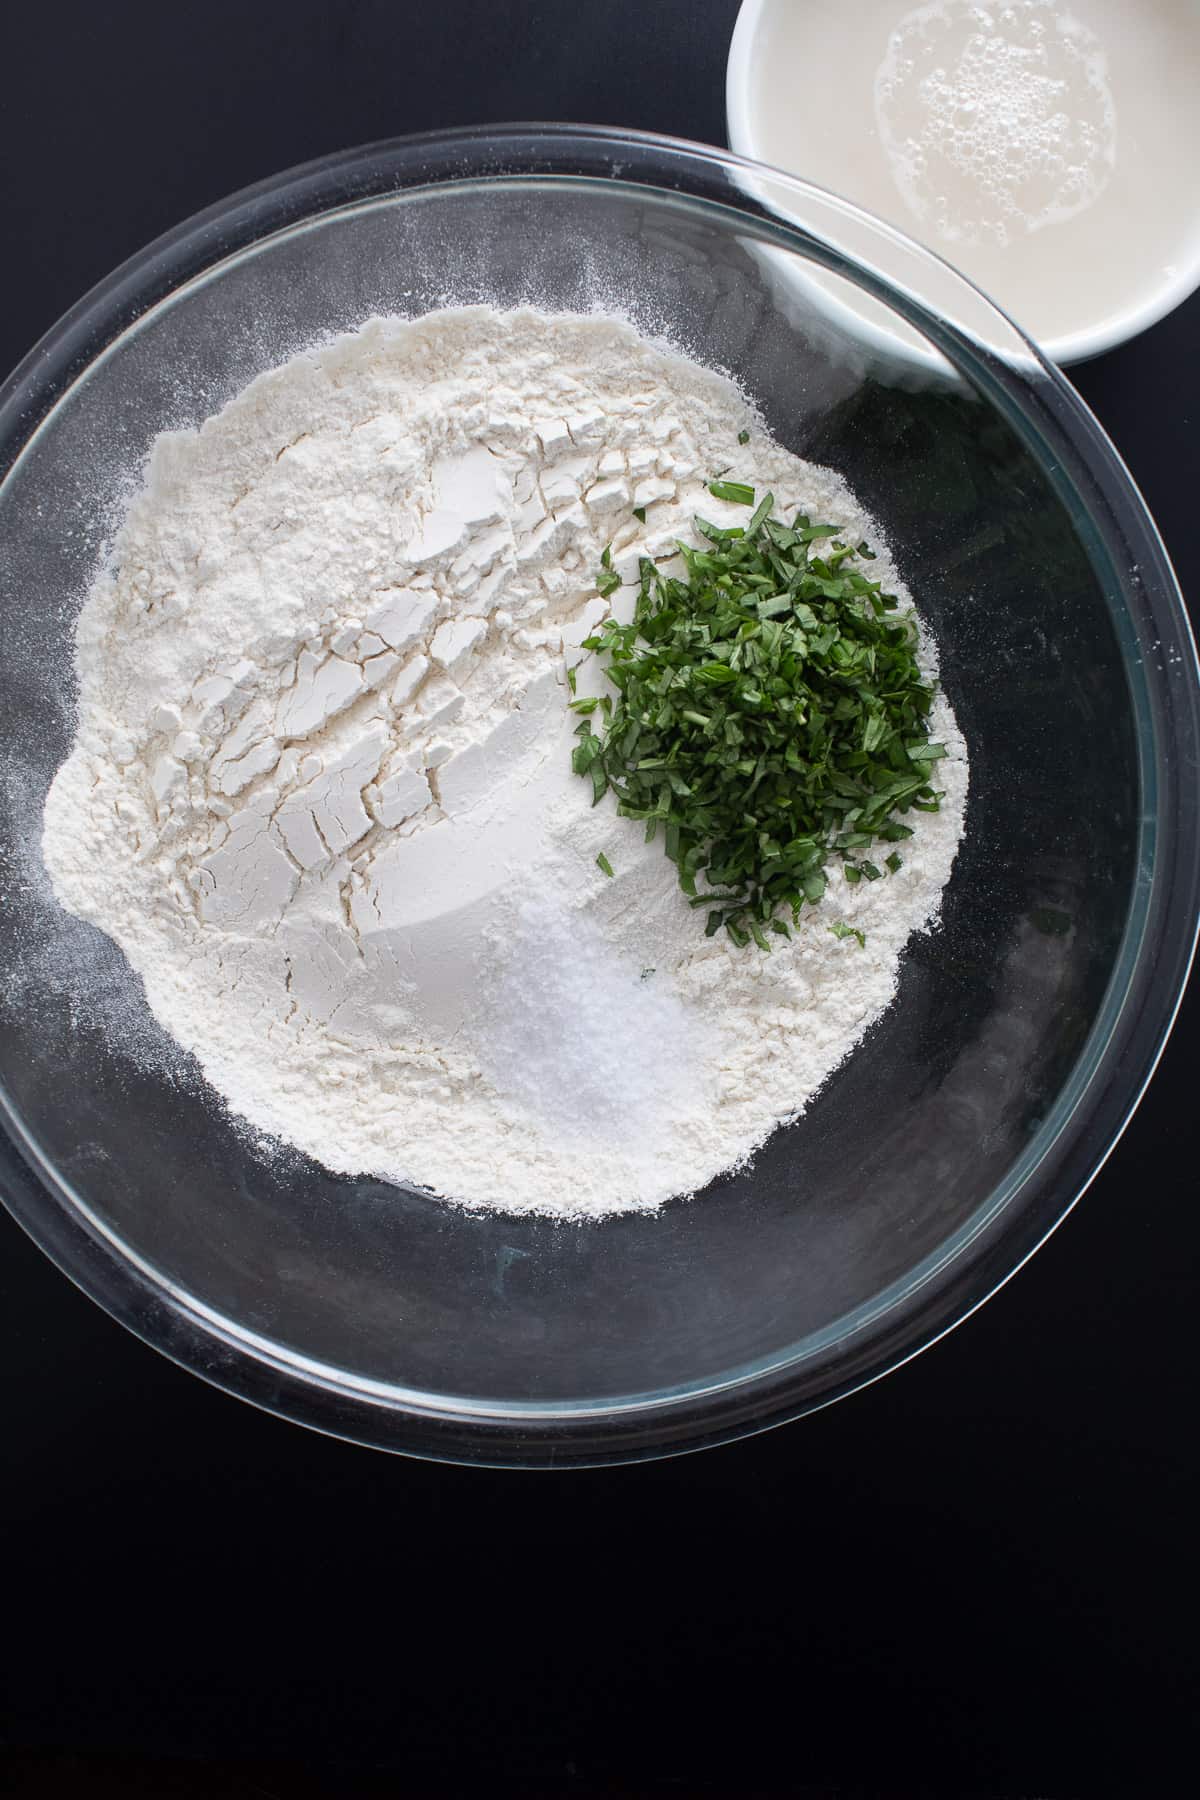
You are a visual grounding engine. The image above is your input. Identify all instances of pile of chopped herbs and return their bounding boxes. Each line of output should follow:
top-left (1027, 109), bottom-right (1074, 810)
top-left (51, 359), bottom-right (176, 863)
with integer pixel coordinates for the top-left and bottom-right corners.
top-left (569, 484), bottom-right (946, 949)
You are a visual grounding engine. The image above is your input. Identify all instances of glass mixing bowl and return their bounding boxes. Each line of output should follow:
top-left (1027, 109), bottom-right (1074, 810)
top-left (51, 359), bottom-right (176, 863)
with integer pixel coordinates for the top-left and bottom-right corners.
top-left (0, 127), bottom-right (1197, 1466)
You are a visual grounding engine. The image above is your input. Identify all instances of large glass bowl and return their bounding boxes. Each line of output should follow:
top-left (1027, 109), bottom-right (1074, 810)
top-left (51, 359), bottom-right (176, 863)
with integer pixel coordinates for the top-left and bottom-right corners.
top-left (1, 127), bottom-right (1196, 1467)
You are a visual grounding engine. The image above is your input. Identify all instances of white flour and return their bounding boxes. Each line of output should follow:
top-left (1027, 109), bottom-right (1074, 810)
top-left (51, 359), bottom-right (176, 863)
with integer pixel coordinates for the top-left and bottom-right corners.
top-left (42, 307), bottom-right (968, 1217)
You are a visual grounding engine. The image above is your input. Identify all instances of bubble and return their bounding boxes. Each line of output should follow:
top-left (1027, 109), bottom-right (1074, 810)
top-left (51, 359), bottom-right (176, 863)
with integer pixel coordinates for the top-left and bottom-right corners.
top-left (873, 0), bottom-right (1116, 245)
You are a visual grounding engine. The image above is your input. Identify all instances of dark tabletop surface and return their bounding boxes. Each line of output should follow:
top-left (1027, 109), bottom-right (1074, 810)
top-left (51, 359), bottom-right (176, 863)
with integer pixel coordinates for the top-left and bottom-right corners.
top-left (2, 4), bottom-right (1197, 1796)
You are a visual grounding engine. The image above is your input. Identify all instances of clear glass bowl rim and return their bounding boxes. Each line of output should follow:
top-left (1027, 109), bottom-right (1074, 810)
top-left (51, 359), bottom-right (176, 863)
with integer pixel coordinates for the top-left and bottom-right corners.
top-left (0, 124), bottom-right (1197, 1467)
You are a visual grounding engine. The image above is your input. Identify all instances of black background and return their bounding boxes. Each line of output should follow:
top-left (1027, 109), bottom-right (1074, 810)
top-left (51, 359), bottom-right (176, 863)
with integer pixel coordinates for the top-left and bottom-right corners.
top-left (2, 4), bottom-right (1197, 1796)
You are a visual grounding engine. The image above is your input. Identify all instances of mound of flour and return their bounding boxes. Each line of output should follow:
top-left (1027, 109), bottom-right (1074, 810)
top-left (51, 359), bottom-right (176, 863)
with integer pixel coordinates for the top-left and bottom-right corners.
top-left (42, 306), bottom-right (967, 1217)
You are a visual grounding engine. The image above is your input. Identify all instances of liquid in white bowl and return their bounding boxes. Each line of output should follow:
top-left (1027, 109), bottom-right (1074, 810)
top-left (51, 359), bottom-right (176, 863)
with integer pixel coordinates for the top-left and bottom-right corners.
top-left (733, 0), bottom-right (1200, 358)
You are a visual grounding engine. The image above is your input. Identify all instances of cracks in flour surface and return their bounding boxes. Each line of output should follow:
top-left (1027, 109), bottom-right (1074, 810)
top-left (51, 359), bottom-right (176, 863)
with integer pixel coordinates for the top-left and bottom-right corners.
top-left (338, 874), bottom-right (366, 958)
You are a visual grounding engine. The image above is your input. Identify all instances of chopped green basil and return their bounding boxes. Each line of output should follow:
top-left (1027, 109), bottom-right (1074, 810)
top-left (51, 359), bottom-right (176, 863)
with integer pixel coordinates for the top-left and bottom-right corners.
top-left (708, 479), bottom-right (756, 505)
top-left (570, 488), bottom-right (942, 945)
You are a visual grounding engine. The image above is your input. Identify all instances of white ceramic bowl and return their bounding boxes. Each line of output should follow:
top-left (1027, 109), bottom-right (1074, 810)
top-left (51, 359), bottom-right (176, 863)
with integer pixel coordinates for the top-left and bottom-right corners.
top-left (726, 0), bottom-right (1200, 366)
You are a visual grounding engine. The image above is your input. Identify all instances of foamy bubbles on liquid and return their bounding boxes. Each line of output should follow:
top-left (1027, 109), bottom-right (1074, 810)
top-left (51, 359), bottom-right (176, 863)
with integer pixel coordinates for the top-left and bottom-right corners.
top-left (875, 0), bottom-right (1116, 247)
